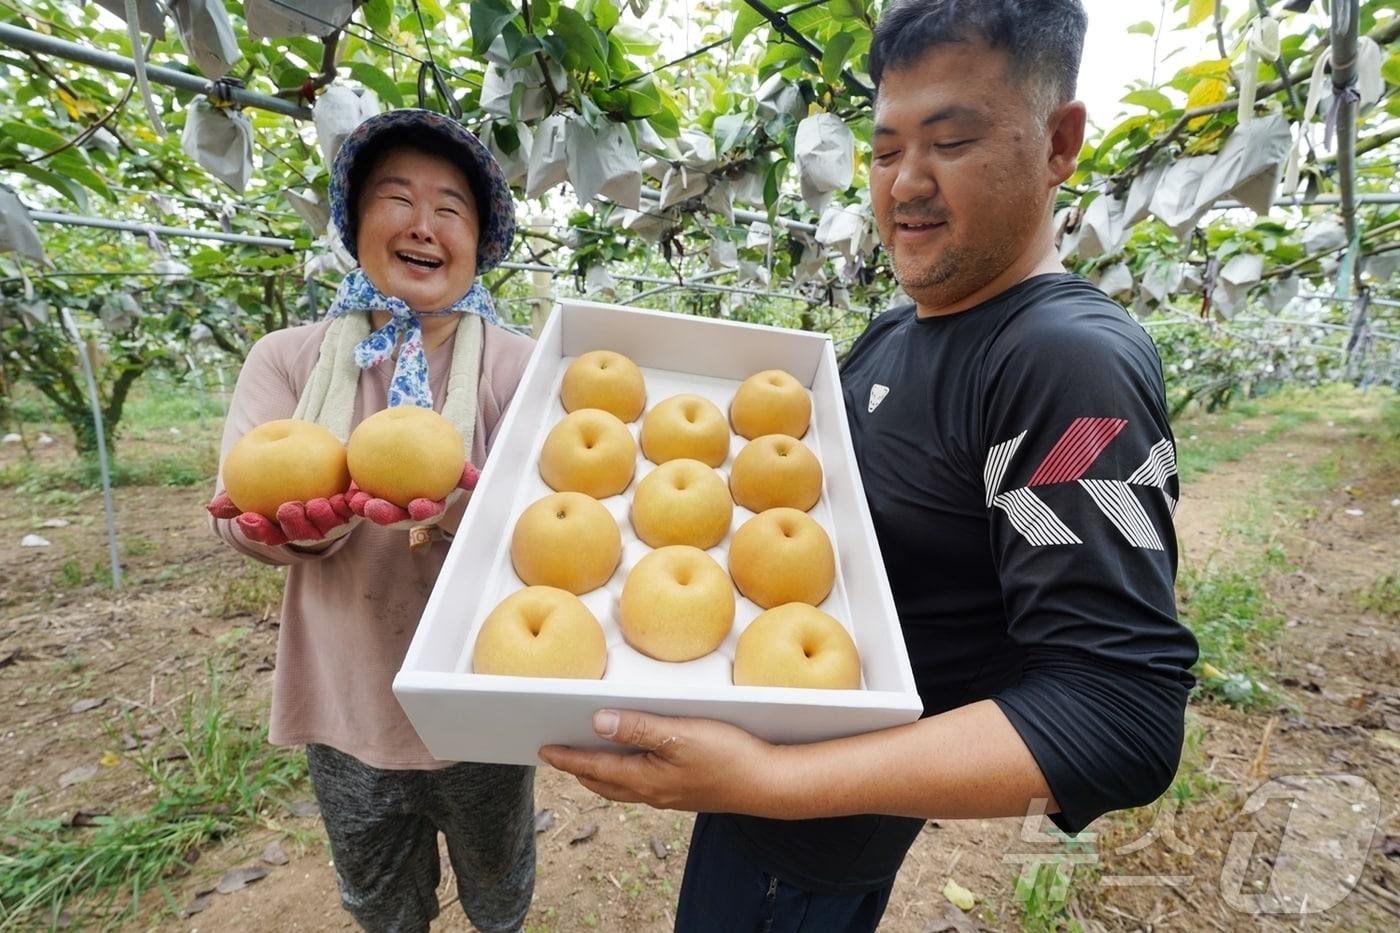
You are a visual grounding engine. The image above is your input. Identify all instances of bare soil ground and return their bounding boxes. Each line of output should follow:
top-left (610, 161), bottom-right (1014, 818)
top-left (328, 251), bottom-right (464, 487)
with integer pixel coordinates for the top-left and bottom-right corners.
top-left (2, 390), bottom-right (1397, 932)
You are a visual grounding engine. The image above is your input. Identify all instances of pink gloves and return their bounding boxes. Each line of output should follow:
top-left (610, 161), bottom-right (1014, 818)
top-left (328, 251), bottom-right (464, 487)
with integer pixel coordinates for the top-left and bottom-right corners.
top-left (347, 462), bottom-right (480, 527)
top-left (209, 462), bottom-right (480, 545)
top-left (207, 493), bottom-right (355, 548)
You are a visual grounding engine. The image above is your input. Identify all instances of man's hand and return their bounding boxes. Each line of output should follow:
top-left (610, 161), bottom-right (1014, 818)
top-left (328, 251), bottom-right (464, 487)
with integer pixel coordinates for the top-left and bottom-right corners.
top-left (348, 461), bottom-right (480, 527)
top-left (208, 492), bottom-right (355, 547)
top-left (538, 710), bottom-right (781, 815)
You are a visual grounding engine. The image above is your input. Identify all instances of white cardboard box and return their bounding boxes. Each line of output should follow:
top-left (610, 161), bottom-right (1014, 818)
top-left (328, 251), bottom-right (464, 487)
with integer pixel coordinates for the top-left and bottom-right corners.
top-left (393, 299), bottom-right (922, 765)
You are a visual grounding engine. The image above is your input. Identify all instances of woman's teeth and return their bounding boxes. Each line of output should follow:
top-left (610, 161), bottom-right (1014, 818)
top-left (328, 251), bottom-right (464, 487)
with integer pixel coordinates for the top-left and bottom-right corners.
top-left (396, 252), bottom-right (442, 269)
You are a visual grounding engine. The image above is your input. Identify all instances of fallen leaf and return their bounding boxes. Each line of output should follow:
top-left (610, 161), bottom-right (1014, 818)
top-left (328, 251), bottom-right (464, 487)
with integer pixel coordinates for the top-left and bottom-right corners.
top-left (942, 878), bottom-right (976, 912)
top-left (287, 799), bottom-right (319, 818)
top-left (216, 865), bottom-right (270, 894)
top-left (533, 808), bottom-right (555, 833)
top-left (921, 901), bottom-right (980, 933)
top-left (1370, 730), bottom-right (1400, 752)
top-left (261, 841), bottom-right (289, 866)
top-left (185, 893), bottom-right (212, 916)
top-left (41, 518), bottom-right (70, 528)
top-left (1381, 836), bottom-right (1400, 858)
top-left (569, 820), bottom-right (599, 845)
top-left (69, 697), bottom-right (106, 714)
top-left (120, 732), bottom-right (139, 750)
top-left (98, 751), bottom-right (121, 768)
top-left (58, 766), bottom-right (97, 788)
top-left (68, 809), bottom-right (108, 827)
top-left (0, 650), bottom-right (18, 669)
top-left (649, 835), bottom-right (669, 859)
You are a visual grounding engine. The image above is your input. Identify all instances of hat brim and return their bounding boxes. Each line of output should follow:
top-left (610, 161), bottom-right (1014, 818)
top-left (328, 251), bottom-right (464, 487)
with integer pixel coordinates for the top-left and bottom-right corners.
top-left (329, 109), bottom-right (516, 274)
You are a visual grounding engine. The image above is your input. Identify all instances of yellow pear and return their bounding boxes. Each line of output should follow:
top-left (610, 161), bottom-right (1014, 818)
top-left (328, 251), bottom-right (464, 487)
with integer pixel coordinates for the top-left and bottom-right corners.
top-left (223, 419), bottom-right (350, 519)
top-left (631, 459), bottom-right (733, 550)
top-left (733, 603), bottom-right (861, 689)
top-left (538, 408), bottom-right (637, 499)
top-left (561, 350), bottom-right (647, 422)
top-left (729, 434), bottom-right (823, 512)
top-left (728, 508), bottom-right (835, 608)
top-left (511, 492), bottom-right (621, 594)
top-left (730, 369), bottom-right (811, 440)
top-left (619, 546), bottom-right (735, 661)
top-left (347, 407), bottom-right (464, 506)
top-left (640, 394), bottom-right (729, 467)
top-left (472, 586), bottom-right (608, 679)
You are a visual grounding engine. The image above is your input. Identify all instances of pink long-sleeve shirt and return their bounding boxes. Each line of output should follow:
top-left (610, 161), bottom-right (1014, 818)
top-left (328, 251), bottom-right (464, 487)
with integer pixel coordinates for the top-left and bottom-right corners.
top-left (211, 317), bottom-right (534, 769)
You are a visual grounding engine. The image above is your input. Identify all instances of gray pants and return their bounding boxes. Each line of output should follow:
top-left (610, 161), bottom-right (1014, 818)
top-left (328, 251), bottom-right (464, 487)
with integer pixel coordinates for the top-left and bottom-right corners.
top-left (305, 744), bottom-right (535, 933)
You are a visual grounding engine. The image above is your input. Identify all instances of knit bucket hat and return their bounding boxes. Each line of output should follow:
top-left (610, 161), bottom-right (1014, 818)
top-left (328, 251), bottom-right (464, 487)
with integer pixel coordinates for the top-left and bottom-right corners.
top-left (329, 108), bottom-right (516, 274)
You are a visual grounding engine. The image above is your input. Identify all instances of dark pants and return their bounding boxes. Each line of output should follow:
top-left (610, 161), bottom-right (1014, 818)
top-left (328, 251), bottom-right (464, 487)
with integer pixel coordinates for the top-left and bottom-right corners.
top-left (305, 743), bottom-right (535, 933)
top-left (675, 813), bottom-right (896, 933)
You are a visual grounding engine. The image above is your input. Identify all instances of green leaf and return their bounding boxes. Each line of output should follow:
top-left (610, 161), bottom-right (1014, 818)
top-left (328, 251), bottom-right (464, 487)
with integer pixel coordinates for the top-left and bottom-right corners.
top-left (593, 0), bottom-right (620, 33)
top-left (1383, 52), bottom-right (1400, 86)
top-left (713, 113), bottom-right (751, 154)
top-left (2, 121), bottom-right (69, 154)
top-left (470, 0), bottom-right (519, 57)
top-left (821, 31), bottom-right (855, 86)
top-left (349, 62), bottom-right (404, 107)
top-left (612, 24), bottom-right (660, 57)
top-left (1122, 89), bottom-right (1173, 113)
top-left (552, 7), bottom-right (610, 81)
top-left (1094, 114), bottom-right (1152, 160)
top-left (764, 158), bottom-right (788, 211)
top-left (1127, 20), bottom-right (1155, 36)
top-left (363, 0), bottom-right (392, 35)
top-left (647, 108), bottom-right (680, 139)
top-left (1187, 0), bottom-right (1214, 28)
top-left (50, 150), bottom-right (114, 203)
top-left (732, 1), bottom-right (767, 50)
top-left (8, 162), bottom-right (89, 211)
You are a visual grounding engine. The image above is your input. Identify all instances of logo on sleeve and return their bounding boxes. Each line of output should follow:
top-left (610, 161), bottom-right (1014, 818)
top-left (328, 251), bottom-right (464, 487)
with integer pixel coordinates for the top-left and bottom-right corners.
top-left (868, 384), bottom-right (889, 413)
top-left (983, 418), bottom-right (1178, 549)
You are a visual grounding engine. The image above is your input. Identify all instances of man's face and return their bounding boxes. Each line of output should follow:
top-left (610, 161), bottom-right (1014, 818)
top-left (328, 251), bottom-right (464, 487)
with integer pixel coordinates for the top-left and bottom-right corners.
top-left (357, 147), bottom-right (481, 313)
top-left (871, 42), bottom-right (1056, 311)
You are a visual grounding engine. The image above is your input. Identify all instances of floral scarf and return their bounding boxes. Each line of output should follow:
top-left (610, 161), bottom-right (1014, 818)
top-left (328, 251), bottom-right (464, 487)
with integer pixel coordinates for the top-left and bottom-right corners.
top-left (325, 269), bottom-right (499, 409)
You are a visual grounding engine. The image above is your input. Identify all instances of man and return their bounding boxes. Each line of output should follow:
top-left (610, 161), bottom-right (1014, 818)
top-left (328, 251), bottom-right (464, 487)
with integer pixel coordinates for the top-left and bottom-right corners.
top-left (539, 2), bottom-right (1198, 929)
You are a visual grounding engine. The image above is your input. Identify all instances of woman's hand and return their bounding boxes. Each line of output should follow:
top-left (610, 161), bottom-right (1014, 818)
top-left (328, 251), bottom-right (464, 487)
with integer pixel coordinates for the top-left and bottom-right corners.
top-left (208, 492), bottom-right (356, 547)
top-left (348, 461), bottom-right (480, 527)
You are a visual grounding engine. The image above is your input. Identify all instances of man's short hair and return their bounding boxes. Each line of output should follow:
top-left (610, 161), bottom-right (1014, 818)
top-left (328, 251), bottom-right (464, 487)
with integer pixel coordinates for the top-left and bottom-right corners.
top-left (869, 0), bottom-right (1088, 114)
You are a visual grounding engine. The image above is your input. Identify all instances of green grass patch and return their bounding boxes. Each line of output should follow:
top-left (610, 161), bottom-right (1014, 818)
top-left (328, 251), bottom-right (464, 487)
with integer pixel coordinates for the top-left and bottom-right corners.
top-left (217, 563), bottom-right (286, 619)
top-left (0, 661), bottom-right (306, 929)
top-left (1357, 574), bottom-right (1400, 617)
top-left (0, 446), bottom-right (217, 496)
top-left (1179, 564), bottom-right (1285, 707)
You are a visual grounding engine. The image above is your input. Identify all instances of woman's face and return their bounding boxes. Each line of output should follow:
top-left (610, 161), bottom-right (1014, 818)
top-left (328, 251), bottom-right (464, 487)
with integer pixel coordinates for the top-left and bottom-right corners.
top-left (356, 146), bottom-right (481, 313)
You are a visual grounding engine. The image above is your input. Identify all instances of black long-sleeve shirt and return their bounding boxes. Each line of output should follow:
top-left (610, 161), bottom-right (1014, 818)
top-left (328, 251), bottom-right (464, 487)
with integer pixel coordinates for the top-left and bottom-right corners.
top-left (719, 273), bottom-right (1198, 894)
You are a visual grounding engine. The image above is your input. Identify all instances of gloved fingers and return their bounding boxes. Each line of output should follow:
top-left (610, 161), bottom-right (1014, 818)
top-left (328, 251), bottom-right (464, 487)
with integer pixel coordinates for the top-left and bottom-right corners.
top-left (363, 497), bottom-right (411, 525)
top-left (237, 511), bottom-right (288, 547)
top-left (347, 482), bottom-right (373, 517)
top-left (207, 492), bottom-right (242, 520)
top-left (304, 498), bottom-right (350, 537)
top-left (458, 461), bottom-right (480, 492)
top-left (275, 501), bottom-right (322, 542)
top-left (327, 493), bottom-right (354, 522)
top-left (408, 497), bottom-right (444, 522)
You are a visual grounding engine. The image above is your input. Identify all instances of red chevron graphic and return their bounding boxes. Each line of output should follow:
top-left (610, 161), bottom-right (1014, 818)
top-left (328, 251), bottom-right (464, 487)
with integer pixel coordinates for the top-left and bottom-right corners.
top-left (1027, 417), bottom-right (1128, 486)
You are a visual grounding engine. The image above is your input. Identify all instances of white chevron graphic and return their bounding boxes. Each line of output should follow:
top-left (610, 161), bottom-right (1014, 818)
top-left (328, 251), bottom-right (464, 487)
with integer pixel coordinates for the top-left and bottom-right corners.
top-left (1163, 490), bottom-right (1178, 515)
top-left (1127, 438), bottom-right (1177, 487)
top-left (992, 487), bottom-right (1083, 546)
top-left (984, 431), bottom-right (1028, 508)
top-left (1079, 480), bottom-right (1165, 550)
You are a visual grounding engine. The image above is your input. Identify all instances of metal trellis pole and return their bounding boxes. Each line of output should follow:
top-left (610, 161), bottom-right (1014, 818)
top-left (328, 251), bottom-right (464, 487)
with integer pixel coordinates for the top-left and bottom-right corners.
top-left (59, 308), bottom-right (121, 591)
top-left (0, 23), bottom-right (313, 119)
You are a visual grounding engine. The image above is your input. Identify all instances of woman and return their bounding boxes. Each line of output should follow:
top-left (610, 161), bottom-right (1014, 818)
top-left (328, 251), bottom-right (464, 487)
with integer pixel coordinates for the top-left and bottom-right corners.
top-left (208, 109), bottom-right (536, 933)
